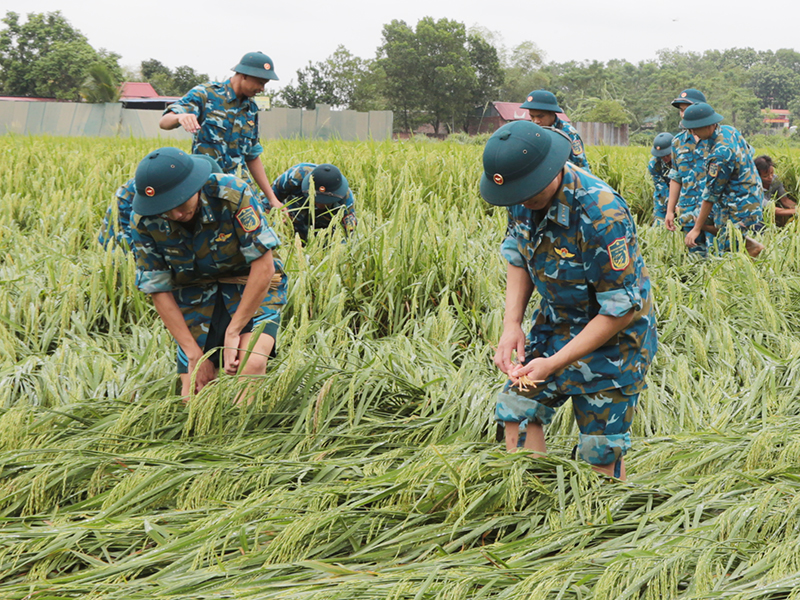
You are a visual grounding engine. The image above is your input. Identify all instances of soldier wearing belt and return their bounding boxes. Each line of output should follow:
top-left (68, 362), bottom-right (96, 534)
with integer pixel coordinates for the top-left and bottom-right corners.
top-left (664, 88), bottom-right (711, 252)
top-left (271, 163), bottom-right (357, 242)
top-left (160, 52), bottom-right (284, 211)
top-left (131, 147), bottom-right (287, 400)
top-left (481, 121), bottom-right (657, 480)
top-left (682, 103), bottom-right (765, 256)
top-left (520, 89), bottom-right (591, 172)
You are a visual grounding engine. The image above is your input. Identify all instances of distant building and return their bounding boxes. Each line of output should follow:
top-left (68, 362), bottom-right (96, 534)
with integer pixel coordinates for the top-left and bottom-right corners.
top-left (763, 108), bottom-right (790, 130)
top-left (466, 101), bottom-right (569, 135)
top-left (119, 82), bottom-right (180, 110)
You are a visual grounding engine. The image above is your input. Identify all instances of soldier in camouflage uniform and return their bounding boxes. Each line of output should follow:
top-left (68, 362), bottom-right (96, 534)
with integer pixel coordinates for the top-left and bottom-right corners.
top-left (160, 52), bottom-right (284, 211)
top-left (480, 121), bottom-right (657, 480)
top-left (98, 178), bottom-right (137, 252)
top-left (664, 88), bottom-right (712, 253)
top-left (648, 132), bottom-right (673, 223)
top-left (520, 90), bottom-right (591, 172)
top-left (131, 147), bottom-right (287, 400)
top-left (272, 163), bottom-right (357, 242)
top-left (682, 103), bottom-right (765, 256)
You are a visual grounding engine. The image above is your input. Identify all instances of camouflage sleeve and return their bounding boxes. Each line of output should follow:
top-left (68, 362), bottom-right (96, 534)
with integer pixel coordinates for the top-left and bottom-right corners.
top-left (582, 215), bottom-right (643, 318)
top-left (163, 85), bottom-right (206, 118)
top-left (99, 180), bottom-right (136, 250)
top-left (701, 148), bottom-right (734, 205)
top-left (132, 217), bottom-right (174, 294)
top-left (500, 208), bottom-right (526, 267)
top-left (648, 159), bottom-right (669, 203)
top-left (271, 166), bottom-right (302, 202)
top-left (230, 184), bottom-right (281, 263)
top-left (244, 110), bottom-right (263, 162)
top-left (341, 191), bottom-right (357, 234)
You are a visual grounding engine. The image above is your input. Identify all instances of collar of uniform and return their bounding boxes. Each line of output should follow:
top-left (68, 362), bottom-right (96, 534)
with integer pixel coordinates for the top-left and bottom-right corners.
top-left (220, 78), bottom-right (238, 103)
top-left (545, 165), bottom-right (574, 229)
top-left (159, 191), bottom-right (217, 235)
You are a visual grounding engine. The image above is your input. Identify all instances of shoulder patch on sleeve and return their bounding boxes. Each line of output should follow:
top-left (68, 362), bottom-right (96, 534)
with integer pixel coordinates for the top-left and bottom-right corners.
top-left (708, 161), bottom-right (720, 177)
top-left (571, 137), bottom-right (584, 156)
top-left (236, 205), bottom-right (260, 232)
top-left (607, 238), bottom-right (630, 271)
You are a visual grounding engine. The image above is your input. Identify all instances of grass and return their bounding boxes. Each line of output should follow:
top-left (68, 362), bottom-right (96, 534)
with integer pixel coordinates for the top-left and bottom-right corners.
top-left (1, 135), bottom-right (800, 598)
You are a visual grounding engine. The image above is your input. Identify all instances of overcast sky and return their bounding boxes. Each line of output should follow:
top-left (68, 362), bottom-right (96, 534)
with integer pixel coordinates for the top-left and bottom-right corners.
top-left (5, 0), bottom-right (800, 89)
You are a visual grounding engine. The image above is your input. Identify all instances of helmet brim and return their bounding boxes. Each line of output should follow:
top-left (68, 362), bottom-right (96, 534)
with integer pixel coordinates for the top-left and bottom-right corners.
top-left (479, 129), bottom-right (571, 207)
top-left (302, 173), bottom-right (349, 204)
top-left (132, 155), bottom-right (213, 217)
top-left (681, 113), bottom-right (724, 129)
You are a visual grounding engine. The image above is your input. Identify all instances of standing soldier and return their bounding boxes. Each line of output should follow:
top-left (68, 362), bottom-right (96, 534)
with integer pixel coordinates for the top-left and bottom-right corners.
top-left (520, 90), bottom-right (592, 172)
top-left (481, 121), bottom-right (657, 480)
top-left (159, 52), bottom-right (285, 211)
top-left (648, 132), bottom-right (673, 224)
top-left (664, 88), bottom-right (710, 252)
top-left (271, 163), bottom-right (357, 243)
top-left (131, 147), bottom-right (287, 401)
top-left (682, 103), bottom-right (765, 256)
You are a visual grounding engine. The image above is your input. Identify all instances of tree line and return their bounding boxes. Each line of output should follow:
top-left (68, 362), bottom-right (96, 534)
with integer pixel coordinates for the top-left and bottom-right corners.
top-left (3, 10), bottom-right (800, 136)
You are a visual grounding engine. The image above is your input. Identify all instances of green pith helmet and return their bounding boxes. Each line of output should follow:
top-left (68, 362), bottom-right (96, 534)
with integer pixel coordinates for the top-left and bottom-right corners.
top-left (671, 88), bottom-right (706, 108)
top-left (651, 132), bottom-right (674, 157)
top-left (479, 121), bottom-right (571, 206)
top-left (519, 89), bottom-right (563, 113)
top-left (132, 148), bottom-right (213, 217)
top-left (232, 51), bottom-right (279, 81)
top-left (301, 164), bottom-right (349, 204)
top-left (681, 102), bottom-right (724, 129)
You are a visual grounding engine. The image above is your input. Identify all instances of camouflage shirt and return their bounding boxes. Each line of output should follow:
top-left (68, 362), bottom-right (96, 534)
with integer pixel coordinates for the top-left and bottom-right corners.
top-left (98, 178), bottom-right (136, 252)
top-left (701, 125), bottom-right (763, 231)
top-left (647, 156), bottom-right (670, 219)
top-left (132, 174), bottom-right (284, 337)
top-left (272, 163), bottom-right (357, 241)
top-left (500, 163), bottom-right (657, 395)
top-left (669, 129), bottom-right (709, 212)
top-left (165, 79), bottom-right (265, 199)
top-left (554, 117), bottom-right (591, 172)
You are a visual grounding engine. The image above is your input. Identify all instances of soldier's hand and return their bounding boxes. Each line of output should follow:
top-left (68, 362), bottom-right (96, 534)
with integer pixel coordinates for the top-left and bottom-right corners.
top-left (665, 212), bottom-right (676, 232)
top-left (494, 325), bottom-right (526, 375)
top-left (509, 357), bottom-right (554, 386)
top-left (223, 331), bottom-right (241, 376)
top-left (684, 228), bottom-right (701, 248)
top-left (177, 113), bottom-right (201, 134)
top-left (189, 357), bottom-right (217, 393)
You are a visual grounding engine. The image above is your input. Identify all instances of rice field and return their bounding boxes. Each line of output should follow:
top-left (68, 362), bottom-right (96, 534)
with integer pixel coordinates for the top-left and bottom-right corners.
top-left (3, 134), bottom-right (800, 599)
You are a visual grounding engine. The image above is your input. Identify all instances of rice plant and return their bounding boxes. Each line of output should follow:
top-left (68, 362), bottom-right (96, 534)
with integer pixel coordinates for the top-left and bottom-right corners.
top-left (2, 135), bottom-right (800, 599)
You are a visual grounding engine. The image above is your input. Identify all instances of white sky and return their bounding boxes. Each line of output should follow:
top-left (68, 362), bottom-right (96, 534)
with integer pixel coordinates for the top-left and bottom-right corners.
top-left (4, 0), bottom-right (800, 89)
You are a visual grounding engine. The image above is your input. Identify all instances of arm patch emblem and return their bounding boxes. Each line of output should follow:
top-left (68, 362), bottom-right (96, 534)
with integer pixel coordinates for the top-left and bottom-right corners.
top-left (708, 161), bottom-right (720, 177)
top-left (236, 206), bottom-right (260, 232)
top-left (571, 138), bottom-right (584, 156)
top-left (607, 238), bottom-right (630, 271)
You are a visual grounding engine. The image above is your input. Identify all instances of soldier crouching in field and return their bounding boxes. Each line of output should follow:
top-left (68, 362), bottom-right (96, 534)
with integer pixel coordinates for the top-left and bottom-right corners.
top-left (480, 121), bottom-right (657, 481)
top-left (130, 147), bottom-right (287, 402)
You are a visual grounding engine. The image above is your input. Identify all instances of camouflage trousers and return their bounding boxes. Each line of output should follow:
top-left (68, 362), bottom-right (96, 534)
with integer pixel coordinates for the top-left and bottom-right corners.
top-left (174, 270), bottom-right (287, 374)
top-left (496, 382), bottom-right (638, 466)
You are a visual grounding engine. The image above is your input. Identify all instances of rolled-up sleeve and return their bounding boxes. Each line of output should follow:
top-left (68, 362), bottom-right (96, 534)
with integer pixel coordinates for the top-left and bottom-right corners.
top-left (233, 186), bottom-right (281, 263)
top-left (583, 219), bottom-right (642, 317)
top-left (163, 85), bottom-right (205, 117)
top-left (132, 218), bottom-right (174, 294)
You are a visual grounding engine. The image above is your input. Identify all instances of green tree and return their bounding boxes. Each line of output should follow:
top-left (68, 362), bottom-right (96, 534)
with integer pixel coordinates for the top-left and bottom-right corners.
top-left (379, 17), bottom-right (503, 133)
top-left (0, 10), bottom-right (121, 100)
top-left (81, 62), bottom-right (120, 103)
top-left (140, 59), bottom-right (207, 96)
top-left (279, 46), bottom-right (386, 111)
